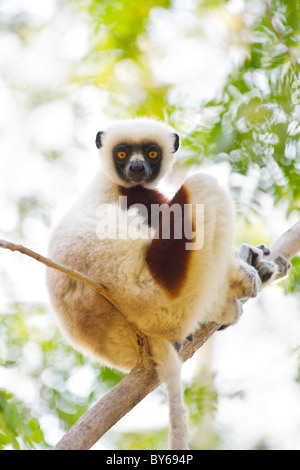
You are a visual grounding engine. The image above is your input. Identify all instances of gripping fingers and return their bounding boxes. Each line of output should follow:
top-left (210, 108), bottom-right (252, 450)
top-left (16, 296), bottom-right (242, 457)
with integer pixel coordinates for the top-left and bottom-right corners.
top-left (239, 243), bottom-right (290, 285)
top-left (173, 334), bottom-right (194, 353)
top-left (274, 255), bottom-right (291, 279)
top-left (255, 259), bottom-right (278, 284)
top-left (239, 243), bottom-right (275, 285)
top-left (256, 244), bottom-right (271, 256)
top-left (239, 243), bottom-right (264, 266)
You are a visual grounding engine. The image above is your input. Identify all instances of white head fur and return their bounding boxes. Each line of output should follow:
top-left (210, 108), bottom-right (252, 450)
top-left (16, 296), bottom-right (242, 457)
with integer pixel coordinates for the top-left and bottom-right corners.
top-left (95, 118), bottom-right (179, 188)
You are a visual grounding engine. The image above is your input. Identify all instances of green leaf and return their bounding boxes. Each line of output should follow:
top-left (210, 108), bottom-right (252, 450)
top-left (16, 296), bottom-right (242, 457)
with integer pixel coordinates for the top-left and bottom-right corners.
top-left (0, 390), bottom-right (45, 450)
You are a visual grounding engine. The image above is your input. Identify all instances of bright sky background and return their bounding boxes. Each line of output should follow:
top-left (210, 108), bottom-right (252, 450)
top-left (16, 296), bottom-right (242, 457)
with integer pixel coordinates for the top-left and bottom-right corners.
top-left (0, 0), bottom-right (300, 450)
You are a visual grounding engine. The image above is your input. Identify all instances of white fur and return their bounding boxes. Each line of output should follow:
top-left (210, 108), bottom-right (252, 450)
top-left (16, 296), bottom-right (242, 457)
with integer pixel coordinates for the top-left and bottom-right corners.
top-left (98, 118), bottom-right (176, 187)
top-left (46, 118), bottom-right (261, 449)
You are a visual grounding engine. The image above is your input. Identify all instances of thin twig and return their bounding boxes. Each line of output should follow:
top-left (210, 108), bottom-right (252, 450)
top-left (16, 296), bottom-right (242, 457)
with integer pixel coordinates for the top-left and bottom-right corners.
top-left (0, 239), bottom-right (112, 304)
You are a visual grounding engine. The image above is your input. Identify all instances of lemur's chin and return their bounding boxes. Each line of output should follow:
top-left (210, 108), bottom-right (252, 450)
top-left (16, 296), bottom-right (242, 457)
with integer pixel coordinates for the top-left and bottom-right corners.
top-left (129, 175), bottom-right (148, 184)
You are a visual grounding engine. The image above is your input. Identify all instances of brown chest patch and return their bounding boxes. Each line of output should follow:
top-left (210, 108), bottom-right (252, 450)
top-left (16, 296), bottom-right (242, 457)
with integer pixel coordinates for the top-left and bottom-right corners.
top-left (118, 185), bottom-right (168, 228)
top-left (118, 184), bottom-right (194, 297)
top-left (145, 185), bottom-right (193, 297)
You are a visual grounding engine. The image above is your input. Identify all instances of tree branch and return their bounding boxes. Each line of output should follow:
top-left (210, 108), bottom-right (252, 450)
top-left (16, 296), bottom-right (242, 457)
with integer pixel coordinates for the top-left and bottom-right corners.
top-left (0, 239), bottom-right (114, 306)
top-left (1, 221), bottom-right (299, 450)
top-left (53, 322), bottom-right (220, 451)
top-left (265, 221), bottom-right (300, 262)
top-left (54, 221), bottom-right (300, 450)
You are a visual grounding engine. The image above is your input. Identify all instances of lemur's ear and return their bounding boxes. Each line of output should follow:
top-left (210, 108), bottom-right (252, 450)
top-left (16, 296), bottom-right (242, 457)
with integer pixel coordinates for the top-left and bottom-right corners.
top-left (172, 133), bottom-right (180, 153)
top-left (95, 131), bottom-right (104, 149)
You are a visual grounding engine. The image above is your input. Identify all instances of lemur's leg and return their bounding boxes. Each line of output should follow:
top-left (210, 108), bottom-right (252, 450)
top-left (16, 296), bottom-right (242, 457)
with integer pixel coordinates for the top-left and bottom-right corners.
top-left (216, 255), bottom-right (261, 328)
top-left (218, 246), bottom-right (269, 328)
top-left (217, 296), bottom-right (244, 328)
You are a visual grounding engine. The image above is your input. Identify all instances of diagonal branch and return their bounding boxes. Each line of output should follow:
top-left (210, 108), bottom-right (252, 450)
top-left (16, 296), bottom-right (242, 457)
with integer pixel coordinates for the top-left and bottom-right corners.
top-left (0, 239), bottom-right (113, 306)
top-left (55, 322), bottom-right (219, 451)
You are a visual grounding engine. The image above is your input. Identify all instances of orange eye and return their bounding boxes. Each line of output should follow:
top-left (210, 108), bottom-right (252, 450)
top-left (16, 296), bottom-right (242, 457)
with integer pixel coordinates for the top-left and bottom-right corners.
top-left (117, 151), bottom-right (127, 159)
top-left (148, 150), bottom-right (158, 159)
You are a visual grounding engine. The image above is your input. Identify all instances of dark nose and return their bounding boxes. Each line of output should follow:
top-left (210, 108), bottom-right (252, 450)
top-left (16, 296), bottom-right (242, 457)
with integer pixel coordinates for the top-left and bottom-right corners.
top-left (128, 162), bottom-right (146, 176)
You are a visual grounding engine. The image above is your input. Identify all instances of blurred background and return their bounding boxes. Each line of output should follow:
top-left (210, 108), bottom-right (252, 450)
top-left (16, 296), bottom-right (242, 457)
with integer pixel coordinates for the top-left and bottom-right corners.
top-left (0, 0), bottom-right (299, 450)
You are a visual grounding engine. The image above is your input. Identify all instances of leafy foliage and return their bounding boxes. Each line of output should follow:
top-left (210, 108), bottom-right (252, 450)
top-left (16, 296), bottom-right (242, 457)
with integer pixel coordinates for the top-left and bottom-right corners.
top-left (71, 0), bottom-right (174, 119)
top-left (0, 304), bottom-right (125, 448)
top-left (184, 380), bottom-right (218, 423)
top-left (115, 377), bottom-right (220, 450)
top-left (283, 256), bottom-right (300, 293)
top-left (180, 0), bottom-right (300, 216)
top-left (0, 390), bottom-right (44, 450)
top-left (116, 428), bottom-right (169, 451)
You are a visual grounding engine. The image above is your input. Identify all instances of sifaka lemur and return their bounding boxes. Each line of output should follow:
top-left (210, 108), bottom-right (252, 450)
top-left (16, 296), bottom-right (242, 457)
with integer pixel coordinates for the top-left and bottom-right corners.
top-left (47, 118), bottom-right (287, 449)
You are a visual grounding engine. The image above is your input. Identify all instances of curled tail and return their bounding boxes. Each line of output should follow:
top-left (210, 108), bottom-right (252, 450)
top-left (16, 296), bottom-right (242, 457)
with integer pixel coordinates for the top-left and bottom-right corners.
top-left (149, 338), bottom-right (189, 450)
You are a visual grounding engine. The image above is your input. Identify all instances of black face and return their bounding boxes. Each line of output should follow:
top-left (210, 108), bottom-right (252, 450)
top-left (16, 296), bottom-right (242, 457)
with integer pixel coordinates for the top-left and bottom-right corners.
top-left (113, 141), bottom-right (162, 185)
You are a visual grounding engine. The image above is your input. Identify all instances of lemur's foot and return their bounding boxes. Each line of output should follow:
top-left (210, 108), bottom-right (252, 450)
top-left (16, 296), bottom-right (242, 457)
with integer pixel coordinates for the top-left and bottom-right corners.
top-left (173, 341), bottom-right (183, 353)
top-left (173, 334), bottom-right (195, 352)
top-left (230, 260), bottom-right (261, 300)
top-left (218, 244), bottom-right (290, 332)
top-left (239, 243), bottom-right (274, 284)
top-left (274, 255), bottom-right (291, 279)
top-left (239, 243), bottom-right (290, 285)
top-left (216, 297), bottom-right (243, 328)
top-left (186, 334), bottom-right (194, 342)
